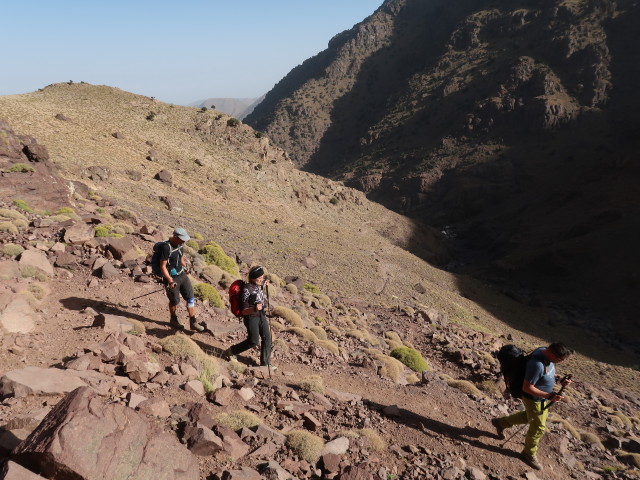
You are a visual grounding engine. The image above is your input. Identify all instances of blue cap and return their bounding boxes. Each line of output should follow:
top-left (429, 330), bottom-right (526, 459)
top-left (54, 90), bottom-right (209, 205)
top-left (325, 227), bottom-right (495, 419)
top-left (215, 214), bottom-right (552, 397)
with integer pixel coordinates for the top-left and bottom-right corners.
top-left (173, 227), bottom-right (190, 241)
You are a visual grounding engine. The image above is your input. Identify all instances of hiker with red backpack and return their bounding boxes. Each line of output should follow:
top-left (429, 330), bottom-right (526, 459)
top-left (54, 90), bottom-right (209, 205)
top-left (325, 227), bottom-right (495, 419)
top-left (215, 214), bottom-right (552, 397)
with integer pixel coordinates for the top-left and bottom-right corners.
top-left (151, 227), bottom-right (206, 332)
top-left (223, 266), bottom-right (273, 368)
top-left (493, 342), bottom-right (573, 470)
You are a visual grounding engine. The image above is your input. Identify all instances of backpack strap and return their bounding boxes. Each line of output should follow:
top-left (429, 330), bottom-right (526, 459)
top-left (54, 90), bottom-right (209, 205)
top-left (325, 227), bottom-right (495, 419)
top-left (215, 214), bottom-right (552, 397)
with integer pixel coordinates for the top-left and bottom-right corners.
top-left (165, 241), bottom-right (185, 275)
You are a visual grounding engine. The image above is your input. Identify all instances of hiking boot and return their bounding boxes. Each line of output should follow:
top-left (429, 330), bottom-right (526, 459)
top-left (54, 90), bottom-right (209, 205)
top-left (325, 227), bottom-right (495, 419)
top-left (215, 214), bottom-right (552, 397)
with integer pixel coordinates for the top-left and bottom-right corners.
top-left (521, 453), bottom-right (542, 470)
top-left (491, 418), bottom-right (506, 440)
top-left (169, 315), bottom-right (184, 330)
top-left (189, 317), bottom-right (205, 332)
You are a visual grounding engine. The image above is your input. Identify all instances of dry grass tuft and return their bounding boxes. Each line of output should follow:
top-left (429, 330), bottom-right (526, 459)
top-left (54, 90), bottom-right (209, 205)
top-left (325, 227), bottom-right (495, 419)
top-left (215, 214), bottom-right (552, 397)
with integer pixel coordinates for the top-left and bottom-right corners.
top-left (214, 410), bottom-right (262, 431)
top-left (286, 430), bottom-right (324, 463)
top-left (127, 319), bottom-right (146, 335)
top-left (2, 243), bottom-right (25, 256)
top-left (549, 414), bottom-right (581, 440)
top-left (0, 208), bottom-right (27, 221)
top-left (445, 379), bottom-right (483, 397)
top-left (579, 431), bottom-right (604, 449)
top-left (325, 325), bottom-right (341, 336)
top-left (298, 375), bottom-right (324, 393)
top-left (406, 373), bottom-right (420, 384)
top-left (309, 326), bottom-right (327, 340)
top-left (0, 222), bottom-right (18, 234)
top-left (159, 334), bottom-right (219, 378)
top-left (385, 331), bottom-right (402, 343)
top-left (390, 347), bottom-right (430, 372)
top-left (477, 380), bottom-right (502, 396)
top-left (316, 339), bottom-right (340, 355)
top-left (285, 283), bottom-right (298, 294)
top-left (617, 452), bottom-right (640, 469)
top-left (345, 329), bottom-right (379, 346)
top-left (359, 428), bottom-right (386, 451)
top-left (365, 349), bottom-right (405, 383)
top-left (273, 306), bottom-right (305, 328)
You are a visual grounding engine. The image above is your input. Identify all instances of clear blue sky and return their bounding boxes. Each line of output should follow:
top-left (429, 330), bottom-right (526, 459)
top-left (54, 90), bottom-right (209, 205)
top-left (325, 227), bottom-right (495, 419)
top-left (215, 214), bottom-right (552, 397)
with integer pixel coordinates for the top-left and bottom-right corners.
top-left (0, 0), bottom-right (383, 105)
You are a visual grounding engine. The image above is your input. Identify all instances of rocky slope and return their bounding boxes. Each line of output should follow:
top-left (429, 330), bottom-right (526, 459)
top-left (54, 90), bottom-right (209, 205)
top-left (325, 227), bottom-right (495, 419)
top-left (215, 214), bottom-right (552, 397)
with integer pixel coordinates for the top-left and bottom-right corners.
top-left (244, 0), bottom-right (640, 354)
top-left (0, 128), bottom-right (639, 478)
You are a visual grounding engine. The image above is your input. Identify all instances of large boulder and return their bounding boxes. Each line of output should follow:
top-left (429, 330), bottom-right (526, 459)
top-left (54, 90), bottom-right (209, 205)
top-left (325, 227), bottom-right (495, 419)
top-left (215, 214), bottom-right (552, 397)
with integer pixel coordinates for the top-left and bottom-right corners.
top-left (104, 237), bottom-right (139, 262)
top-left (0, 295), bottom-right (38, 333)
top-left (0, 367), bottom-right (87, 398)
top-left (11, 387), bottom-right (198, 480)
top-left (0, 461), bottom-right (46, 479)
top-left (63, 223), bottom-right (95, 244)
top-left (18, 250), bottom-right (54, 277)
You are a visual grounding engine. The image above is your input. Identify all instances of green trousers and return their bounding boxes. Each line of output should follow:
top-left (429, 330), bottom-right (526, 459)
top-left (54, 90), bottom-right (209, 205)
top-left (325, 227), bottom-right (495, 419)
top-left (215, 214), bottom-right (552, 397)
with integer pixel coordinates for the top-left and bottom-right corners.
top-left (498, 397), bottom-right (549, 456)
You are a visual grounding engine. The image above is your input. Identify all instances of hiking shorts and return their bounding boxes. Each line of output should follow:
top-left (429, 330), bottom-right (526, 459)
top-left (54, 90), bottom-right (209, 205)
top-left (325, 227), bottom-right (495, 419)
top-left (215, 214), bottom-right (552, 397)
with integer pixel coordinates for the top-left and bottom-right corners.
top-left (164, 273), bottom-right (194, 306)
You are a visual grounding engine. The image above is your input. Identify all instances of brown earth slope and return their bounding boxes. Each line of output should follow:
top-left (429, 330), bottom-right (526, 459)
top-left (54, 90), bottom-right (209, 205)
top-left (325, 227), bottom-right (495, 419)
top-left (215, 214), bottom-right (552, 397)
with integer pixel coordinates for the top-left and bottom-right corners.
top-left (244, 0), bottom-right (640, 355)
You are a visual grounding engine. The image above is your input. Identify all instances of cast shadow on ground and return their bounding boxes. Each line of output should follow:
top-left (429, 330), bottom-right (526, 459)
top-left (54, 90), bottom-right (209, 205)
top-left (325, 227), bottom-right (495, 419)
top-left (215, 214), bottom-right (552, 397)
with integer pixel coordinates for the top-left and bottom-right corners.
top-left (60, 296), bottom-right (168, 328)
top-left (365, 400), bottom-right (522, 461)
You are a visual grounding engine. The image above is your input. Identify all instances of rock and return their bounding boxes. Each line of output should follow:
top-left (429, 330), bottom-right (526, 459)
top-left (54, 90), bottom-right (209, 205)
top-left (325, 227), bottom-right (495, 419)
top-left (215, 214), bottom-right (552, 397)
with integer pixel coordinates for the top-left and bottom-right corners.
top-left (105, 237), bottom-right (138, 262)
top-left (326, 388), bottom-right (362, 403)
top-left (184, 380), bottom-right (205, 396)
top-left (338, 464), bottom-right (382, 480)
top-left (320, 437), bottom-right (349, 456)
top-left (180, 362), bottom-right (198, 380)
top-left (54, 252), bottom-right (78, 269)
top-left (259, 461), bottom-right (293, 480)
top-left (221, 467), bottom-right (262, 480)
top-left (155, 169), bottom-right (173, 185)
top-left (125, 359), bottom-right (161, 384)
top-left (92, 313), bottom-right (134, 333)
top-left (100, 262), bottom-right (119, 279)
top-left (0, 428), bottom-right (31, 455)
top-left (112, 132), bottom-right (124, 139)
top-left (238, 387), bottom-right (255, 401)
top-left (63, 223), bottom-right (95, 244)
top-left (126, 170), bottom-right (143, 181)
top-left (137, 398), bottom-right (172, 418)
top-left (12, 387), bottom-right (198, 479)
top-left (0, 461), bottom-right (46, 479)
top-left (183, 423), bottom-right (223, 456)
top-left (83, 165), bottom-right (111, 182)
top-left (302, 412), bottom-right (321, 431)
top-left (0, 367), bottom-right (87, 398)
top-left (0, 295), bottom-right (38, 333)
top-left (215, 425), bottom-right (250, 461)
top-left (55, 113), bottom-right (71, 121)
top-left (254, 424), bottom-right (287, 444)
top-left (209, 387), bottom-right (236, 406)
top-left (249, 441), bottom-right (279, 458)
top-left (127, 392), bottom-right (148, 409)
top-left (23, 144), bottom-right (49, 162)
top-left (321, 453), bottom-right (341, 473)
top-left (467, 466), bottom-right (487, 480)
top-left (18, 249), bottom-right (54, 277)
top-left (65, 353), bottom-right (103, 372)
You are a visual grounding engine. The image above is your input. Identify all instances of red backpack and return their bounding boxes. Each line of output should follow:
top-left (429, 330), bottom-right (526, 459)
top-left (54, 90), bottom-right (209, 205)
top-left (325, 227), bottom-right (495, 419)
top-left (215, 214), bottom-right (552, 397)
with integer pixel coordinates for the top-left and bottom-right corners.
top-left (229, 280), bottom-right (245, 317)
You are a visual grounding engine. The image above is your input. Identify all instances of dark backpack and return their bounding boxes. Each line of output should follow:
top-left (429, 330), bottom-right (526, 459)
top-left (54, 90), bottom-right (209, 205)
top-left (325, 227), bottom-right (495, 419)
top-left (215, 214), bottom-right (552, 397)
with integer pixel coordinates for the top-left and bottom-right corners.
top-left (497, 344), bottom-right (530, 398)
top-left (229, 279), bottom-right (245, 317)
top-left (150, 241), bottom-right (183, 276)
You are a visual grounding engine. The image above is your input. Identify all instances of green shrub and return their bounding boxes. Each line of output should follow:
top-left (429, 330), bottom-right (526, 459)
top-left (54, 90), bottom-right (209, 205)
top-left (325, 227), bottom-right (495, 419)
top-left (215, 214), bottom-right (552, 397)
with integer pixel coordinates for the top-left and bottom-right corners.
top-left (0, 222), bottom-right (19, 234)
top-left (286, 430), bottom-right (324, 463)
top-left (146, 111), bottom-right (156, 121)
top-left (201, 264), bottom-right (224, 284)
top-left (272, 306), bottom-right (305, 328)
top-left (55, 207), bottom-right (75, 215)
top-left (12, 200), bottom-right (33, 213)
top-left (2, 243), bottom-right (24, 256)
top-left (329, 197), bottom-right (338, 205)
top-left (303, 282), bottom-right (321, 294)
top-left (227, 118), bottom-right (240, 127)
top-left (199, 242), bottom-right (239, 276)
top-left (186, 240), bottom-right (199, 250)
top-left (48, 214), bottom-right (73, 223)
top-left (390, 347), bottom-right (430, 372)
top-left (193, 233), bottom-right (204, 240)
top-left (298, 375), bottom-right (324, 393)
top-left (214, 410), bottom-right (262, 431)
top-left (7, 163), bottom-right (35, 173)
top-left (193, 283), bottom-right (224, 308)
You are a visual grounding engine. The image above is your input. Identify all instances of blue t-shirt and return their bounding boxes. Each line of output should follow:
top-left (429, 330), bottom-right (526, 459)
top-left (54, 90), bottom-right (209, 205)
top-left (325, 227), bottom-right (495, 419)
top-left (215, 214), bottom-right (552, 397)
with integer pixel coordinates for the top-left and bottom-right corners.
top-left (523, 347), bottom-right (555, 401)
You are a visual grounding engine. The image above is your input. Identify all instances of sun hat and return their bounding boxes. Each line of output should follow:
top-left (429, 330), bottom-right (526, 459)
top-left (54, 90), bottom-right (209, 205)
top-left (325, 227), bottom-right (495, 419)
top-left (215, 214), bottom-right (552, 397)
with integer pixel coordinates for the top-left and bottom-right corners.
top-left (173, 227), bottom-right (190, 241)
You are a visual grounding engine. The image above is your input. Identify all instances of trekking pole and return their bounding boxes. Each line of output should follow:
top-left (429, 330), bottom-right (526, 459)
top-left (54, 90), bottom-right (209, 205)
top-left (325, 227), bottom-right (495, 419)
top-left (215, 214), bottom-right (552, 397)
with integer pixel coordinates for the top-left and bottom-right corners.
top-left (501, 374), bottom-right (572, 447)
top-left (131, 287), bottom-right (165, 300)
top-left (264, 279), bottom-right (273, 379)
top-left (542, 374), bottom-right (572, 411)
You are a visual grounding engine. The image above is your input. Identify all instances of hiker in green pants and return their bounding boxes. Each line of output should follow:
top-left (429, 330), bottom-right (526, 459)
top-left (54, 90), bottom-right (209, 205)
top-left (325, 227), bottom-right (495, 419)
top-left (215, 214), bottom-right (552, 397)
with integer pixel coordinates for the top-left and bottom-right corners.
top-left (492, 343), bottom-right (573, 470)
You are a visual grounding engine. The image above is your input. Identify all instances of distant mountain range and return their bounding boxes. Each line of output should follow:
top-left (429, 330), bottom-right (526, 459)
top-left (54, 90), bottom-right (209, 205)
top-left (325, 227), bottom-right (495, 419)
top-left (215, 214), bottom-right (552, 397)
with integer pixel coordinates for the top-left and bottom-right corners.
top-left (245, 0), bottom-right (640, 350)
top-left (190, 96), bottom-right (264, 120)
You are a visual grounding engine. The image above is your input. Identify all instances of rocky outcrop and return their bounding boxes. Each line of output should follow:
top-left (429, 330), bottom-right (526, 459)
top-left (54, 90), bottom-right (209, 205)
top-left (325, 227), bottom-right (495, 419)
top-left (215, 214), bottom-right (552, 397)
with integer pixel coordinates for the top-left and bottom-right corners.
top-left (11, 387), bottom-right (199, 480)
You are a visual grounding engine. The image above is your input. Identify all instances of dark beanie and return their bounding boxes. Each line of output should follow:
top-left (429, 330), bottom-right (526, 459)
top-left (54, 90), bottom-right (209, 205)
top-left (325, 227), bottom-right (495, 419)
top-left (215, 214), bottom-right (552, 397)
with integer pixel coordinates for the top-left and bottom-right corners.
top-left (249, 266), bottom-right (264, 279)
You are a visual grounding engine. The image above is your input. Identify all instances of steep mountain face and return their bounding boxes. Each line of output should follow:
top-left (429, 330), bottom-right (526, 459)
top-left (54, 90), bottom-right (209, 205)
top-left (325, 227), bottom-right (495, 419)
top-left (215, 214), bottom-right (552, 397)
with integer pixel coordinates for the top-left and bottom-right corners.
top-left (245, 0), bottom-right (640, 350)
